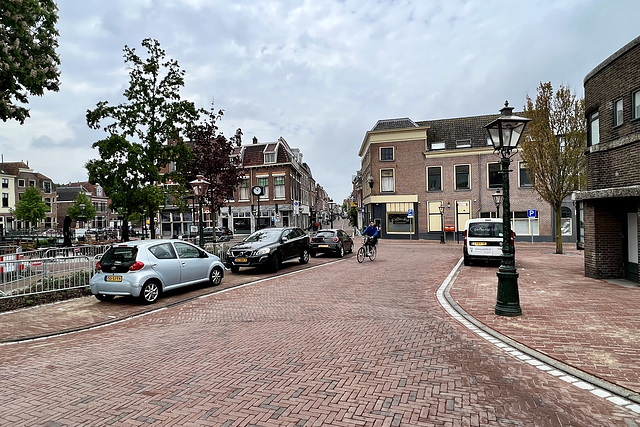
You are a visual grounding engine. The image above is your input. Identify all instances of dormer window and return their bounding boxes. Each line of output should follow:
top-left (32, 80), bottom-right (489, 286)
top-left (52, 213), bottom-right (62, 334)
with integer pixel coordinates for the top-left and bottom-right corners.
top-left (456, 139), bottom-right (471, 148)
top-left (264, 152), bottom-right (275, 163)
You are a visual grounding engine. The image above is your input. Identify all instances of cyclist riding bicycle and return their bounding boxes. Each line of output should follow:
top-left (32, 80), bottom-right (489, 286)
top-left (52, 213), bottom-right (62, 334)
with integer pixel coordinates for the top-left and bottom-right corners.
top-left (361, 221), bottom-right (379, 256)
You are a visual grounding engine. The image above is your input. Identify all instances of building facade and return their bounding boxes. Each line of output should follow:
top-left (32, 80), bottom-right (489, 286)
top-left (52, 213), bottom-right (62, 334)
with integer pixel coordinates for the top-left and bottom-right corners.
top-left (56, 182), bottom-right (115, 230)
top-left (574, 35), bottom-right (640, 282)
top-left (358, 115), bottom-right (574, 242)
top-left (0, 161), bottom-right (57, 232)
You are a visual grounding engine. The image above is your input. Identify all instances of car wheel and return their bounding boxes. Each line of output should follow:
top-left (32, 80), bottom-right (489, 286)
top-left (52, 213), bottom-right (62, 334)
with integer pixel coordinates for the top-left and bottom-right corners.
top-left (463, 254), bottom-right (470, 266)
top-left (337, 245), bottom-right (344, 258)
top-left (139, 280), bottom-right (160, 304)
top-left (270, 253), bottom-right (280, 273)
top-left (299, 248), bottom-right (310, 264)
top-left (95, 294), bottom-right (115, 302)
top-left (230, 265), bottom-right (240, 273)
top-left (209, 266), bottom-right (223, 286)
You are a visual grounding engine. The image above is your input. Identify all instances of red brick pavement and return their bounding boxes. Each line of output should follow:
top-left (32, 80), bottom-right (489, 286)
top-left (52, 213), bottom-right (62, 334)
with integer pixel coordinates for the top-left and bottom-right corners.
top-left (0, 241), bottom-right (639, 426)
top-left (449, 243), bottom-right (640, 396)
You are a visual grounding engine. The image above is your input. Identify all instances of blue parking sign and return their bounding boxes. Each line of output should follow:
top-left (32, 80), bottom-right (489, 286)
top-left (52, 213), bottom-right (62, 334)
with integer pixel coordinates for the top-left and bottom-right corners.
top-left (527, 209), bottom-right (537, 218)
top-left (408, 208), bottom-right (414, 218)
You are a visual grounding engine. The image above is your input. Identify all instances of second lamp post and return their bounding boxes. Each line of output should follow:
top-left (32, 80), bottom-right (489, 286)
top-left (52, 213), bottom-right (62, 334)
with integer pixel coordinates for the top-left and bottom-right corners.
top-left (190, 175), bottom-right (210, 248)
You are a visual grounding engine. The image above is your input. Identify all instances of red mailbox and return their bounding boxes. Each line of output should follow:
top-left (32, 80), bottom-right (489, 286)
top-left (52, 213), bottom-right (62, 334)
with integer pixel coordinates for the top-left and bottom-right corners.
top-left (444, 225), bottom-right (455, 232)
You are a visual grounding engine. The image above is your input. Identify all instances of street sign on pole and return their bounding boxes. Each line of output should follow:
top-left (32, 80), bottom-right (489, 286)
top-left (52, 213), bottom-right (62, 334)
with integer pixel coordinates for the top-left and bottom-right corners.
top-left (407, 208), bottom-right (414, 218)
top-left (293, 200), bottom-right (300, 215)
top-left (527, 209), bottom-right (536, 218)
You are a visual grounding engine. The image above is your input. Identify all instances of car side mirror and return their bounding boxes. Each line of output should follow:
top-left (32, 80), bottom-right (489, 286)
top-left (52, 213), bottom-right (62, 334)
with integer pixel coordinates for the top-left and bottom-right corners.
top-left (281, 236), bottom-right (288, 243)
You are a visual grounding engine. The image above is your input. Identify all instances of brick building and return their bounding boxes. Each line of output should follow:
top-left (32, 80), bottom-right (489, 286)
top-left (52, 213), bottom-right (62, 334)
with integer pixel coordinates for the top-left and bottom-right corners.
top-left (0, 161), bottom-right (57, 232)
top-left (358, 113), bottom-right (574, 242)
top-left (56, 182), bottom-right (115, 230)
top-left (574, 35), bottom-right (640, 282)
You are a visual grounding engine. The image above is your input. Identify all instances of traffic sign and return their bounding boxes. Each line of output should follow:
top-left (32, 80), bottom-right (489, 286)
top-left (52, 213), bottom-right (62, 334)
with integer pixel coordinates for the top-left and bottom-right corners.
top-left (527, 209), bottom-right (537, 218)
top-left (407, 208), bottom-right (414, 218)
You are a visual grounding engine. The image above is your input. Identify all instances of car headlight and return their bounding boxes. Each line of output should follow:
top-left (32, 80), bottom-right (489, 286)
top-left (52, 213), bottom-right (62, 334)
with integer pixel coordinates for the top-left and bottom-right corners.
top-left (254, 247), bottom-right (271, 256)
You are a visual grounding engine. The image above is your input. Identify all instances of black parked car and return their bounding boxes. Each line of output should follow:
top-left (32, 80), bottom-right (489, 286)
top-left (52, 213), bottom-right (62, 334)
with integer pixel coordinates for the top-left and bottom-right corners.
top-left (225, 227), bottom-right (310, 273)
top-left (310, 229), bottom-right (354, 257)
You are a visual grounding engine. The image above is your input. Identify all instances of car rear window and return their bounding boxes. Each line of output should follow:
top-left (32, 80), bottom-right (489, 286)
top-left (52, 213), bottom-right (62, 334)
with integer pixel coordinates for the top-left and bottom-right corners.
top-left (102, 247), bottom-right (138, 264)
top-left (468, 223), bottom-right (503, 238)
top-left (316, 231), bottom-right (335, 238)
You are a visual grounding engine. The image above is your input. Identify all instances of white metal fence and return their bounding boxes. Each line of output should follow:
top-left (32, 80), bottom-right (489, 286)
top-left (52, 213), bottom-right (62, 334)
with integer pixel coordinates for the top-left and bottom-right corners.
top-left (0, 245), bottom-right (111, 300)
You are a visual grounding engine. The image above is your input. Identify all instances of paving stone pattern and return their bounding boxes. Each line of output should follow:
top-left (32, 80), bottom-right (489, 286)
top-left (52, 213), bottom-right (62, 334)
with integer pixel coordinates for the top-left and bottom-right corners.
top-left (0, 242), bottom-right (638, 426)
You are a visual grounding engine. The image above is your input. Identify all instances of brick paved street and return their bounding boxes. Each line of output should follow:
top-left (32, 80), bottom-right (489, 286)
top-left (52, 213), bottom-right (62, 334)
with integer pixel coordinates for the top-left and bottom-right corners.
top-left (1, 241), bottom-right (639, 426)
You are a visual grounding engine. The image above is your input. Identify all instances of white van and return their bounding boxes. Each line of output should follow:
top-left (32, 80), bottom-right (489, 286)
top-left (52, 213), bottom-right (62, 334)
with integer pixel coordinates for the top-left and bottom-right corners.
top-left (462, 218), bottom-right (513, 266)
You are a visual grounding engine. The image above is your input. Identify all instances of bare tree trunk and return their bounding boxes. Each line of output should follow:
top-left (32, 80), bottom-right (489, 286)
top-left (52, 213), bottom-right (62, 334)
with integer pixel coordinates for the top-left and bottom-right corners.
top-left (554, 203), bottom-right (563, 254)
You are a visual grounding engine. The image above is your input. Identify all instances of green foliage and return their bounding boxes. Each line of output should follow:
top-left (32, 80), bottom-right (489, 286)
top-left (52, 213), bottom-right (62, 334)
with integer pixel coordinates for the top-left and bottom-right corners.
top-left (86, 38), bottom-right (199, 239)
top-left (521, 82), bottom-right (587, 254)
top-left (348, 206), bottom-right (358, 227)
top-left (66, 192), bottom-right (97, 222)
top-left (184, 104), bottom-right (244, 215)
top-left (0, 0), bottom-right (61, 123)
top-left (13, 186), bottom-right (49, 226)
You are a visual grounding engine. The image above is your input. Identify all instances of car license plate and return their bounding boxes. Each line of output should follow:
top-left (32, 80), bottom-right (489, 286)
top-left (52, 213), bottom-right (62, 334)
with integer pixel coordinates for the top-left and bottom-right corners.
top-left (105, 275), bottom-right (122, 282)
top-left (318, 244), bottom-right (329, 248)
top-left (472, 242), bottom-right (487, 246)
top-left (235, 257), bottom-right (248, 263)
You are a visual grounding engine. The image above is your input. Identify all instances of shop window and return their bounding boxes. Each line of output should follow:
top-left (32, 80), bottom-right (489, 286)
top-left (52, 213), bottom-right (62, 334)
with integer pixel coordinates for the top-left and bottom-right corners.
top-left (561, 206), bottom-right (572, 236)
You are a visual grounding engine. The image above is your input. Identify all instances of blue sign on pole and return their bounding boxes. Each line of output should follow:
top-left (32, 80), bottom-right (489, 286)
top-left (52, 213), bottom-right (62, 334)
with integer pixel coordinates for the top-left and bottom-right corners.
top-left (527, 209), bottom-right (537, 218)
top-left (407, 208), bottom-right (414, 218)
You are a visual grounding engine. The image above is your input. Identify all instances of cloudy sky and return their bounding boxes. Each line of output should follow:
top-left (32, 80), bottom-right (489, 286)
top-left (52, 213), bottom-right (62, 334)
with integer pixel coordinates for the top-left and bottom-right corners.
top-left (3, 0), bottom-right (640, 203)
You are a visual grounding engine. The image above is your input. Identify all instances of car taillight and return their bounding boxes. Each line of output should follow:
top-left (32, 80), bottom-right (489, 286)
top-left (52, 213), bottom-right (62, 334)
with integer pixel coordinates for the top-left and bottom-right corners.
top-left (333, 237), bottom-right (338, 242)
top-left (96, 261), bottom-right (102, 271)
top-left (129, 261), bottom-right (144, 271)
top-left (510, 230), bottom-right (515, 247)
top-left (463, 230), bottom-right (467, 245)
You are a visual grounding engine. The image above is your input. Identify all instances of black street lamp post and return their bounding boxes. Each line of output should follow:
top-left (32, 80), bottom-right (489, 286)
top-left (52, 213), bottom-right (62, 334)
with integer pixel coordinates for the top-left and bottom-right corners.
top-left (190, 175), bottom-right (210, 248)
top-left (438, 205), bottom-right (445, 244)
top-left (492, 190), bottom-right (503, 218)
top-left (484, 101), bottom-right (531, 317)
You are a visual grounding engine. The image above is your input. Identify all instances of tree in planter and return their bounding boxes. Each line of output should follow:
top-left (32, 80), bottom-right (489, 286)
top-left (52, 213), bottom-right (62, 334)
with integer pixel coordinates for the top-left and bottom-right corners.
top-left (66, 193), bottom-right (97, 229)
top-left (0, 0), bottom-right (61, 124)
top-left (521, 82), bottom-right (586, 254)
top-left (184, 105), bottom-right (244, 241)
top-left (86, 38), bottom-right (198, 239)
top-left (13, 186), bottom-right (49, 229)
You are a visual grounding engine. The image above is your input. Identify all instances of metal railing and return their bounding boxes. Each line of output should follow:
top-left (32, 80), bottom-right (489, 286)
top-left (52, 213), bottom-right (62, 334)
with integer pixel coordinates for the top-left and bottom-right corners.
top-left (0, 245), bottom-right (111, 300)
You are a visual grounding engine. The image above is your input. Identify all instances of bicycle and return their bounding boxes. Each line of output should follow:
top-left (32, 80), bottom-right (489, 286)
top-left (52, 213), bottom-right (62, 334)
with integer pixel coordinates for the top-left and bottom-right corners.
top-left (356, 236), bottom-right (377, 263)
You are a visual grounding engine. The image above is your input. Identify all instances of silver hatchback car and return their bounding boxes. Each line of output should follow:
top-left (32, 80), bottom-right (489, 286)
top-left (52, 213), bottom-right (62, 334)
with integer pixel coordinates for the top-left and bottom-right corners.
top-left (90, 239), bottom-right (225, 304)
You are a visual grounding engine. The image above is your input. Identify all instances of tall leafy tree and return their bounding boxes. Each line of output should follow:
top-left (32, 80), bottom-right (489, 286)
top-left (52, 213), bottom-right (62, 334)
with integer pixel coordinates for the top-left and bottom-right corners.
top-left (13, 186), bottom-right (49, 227)
top-left (86, 38), bottom-right (198, 239)
top-left (0, 0), bottom-right (61, 123)
top-left (521, 82), bottom-right (586, 254)
top-left (184, 105), bottom-right (244, 239)
top-left (66, 192), bottom-right (97, 226)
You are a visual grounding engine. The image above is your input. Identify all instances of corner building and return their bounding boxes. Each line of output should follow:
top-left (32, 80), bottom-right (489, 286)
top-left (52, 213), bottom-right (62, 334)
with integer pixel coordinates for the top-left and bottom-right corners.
top-left (359, 115), bottom-right (573, 243)
top-left (574, 35), bottom-right (640, 282)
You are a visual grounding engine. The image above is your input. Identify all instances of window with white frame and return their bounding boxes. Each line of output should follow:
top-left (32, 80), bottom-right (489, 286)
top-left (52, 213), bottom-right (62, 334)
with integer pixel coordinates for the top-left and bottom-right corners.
top-left (431, 141), bottom-right (445, 150)
top-left (264, 152), bottom-right (276, 164)
top-left (488, 163), bottom-right (501, 189)
top-left (633, 90), bottom-right (640, 120)
top-left (380, 147), bottom-right (394, 161)
top-left (561, 206), bottom-right (572, 236)
top-left (29, 180), bottom-right (35, 187)
top-left (239, 178), bottom-right (249, 200)
top-left (2, 193), bottom-right (8, 208)
top-left (614, 98), bottom-right (624, 126)
top-left (455, 164), bottom-right (470, 190)
top-left (257, 176), bottom-right (269, 199)
top-left (43, 181), bottom-right (51, 193)
top-left (18, 179), bottom-right (24, 187)
top-left (456, 139), bottom-right (471, 148)
top-left (380, 169), bottom-right (394, 192)
top-left (519, 162), bottom-right (533, 187)
top-left (427, 166), bottom-right (442, 192)
top-left (274, 175), bottom-right (285, 199)
top-left (511, 211), bottom-right (539, 236)
top-left (2, 178), bottom-right (8, 188)
top-left (588, 111), bottom-right (599, 146)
